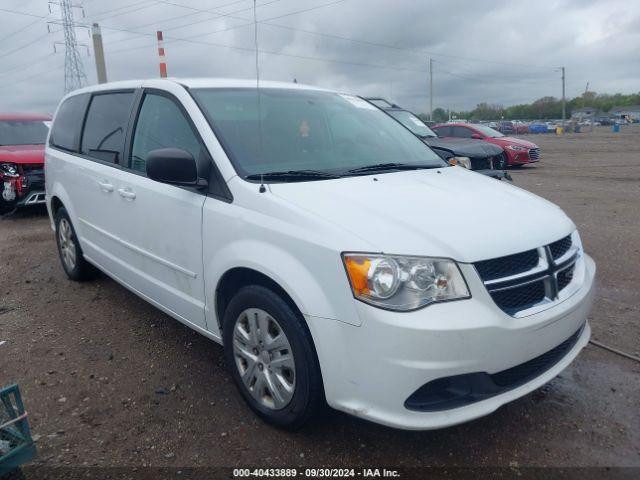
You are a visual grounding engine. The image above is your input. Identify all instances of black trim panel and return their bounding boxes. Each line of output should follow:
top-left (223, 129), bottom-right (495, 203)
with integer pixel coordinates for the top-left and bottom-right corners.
top-left (404, 323), bottom-right (585, 412)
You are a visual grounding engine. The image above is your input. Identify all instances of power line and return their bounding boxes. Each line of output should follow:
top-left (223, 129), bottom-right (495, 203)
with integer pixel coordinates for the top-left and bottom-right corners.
top-left (103, 0), bottom-right (283, 46)
top-left (123, 0), bottom-right (257, 31)
top-left (130, 0), bottom-right (557, 71)
top-left (85, 0), bottom-right (159, 22)
top-left (0, 57), bottom-right (64, 90)
top-left (103, 23), bottom-right (426, 73)
top-left (0, 17), bottom-right (44, 44)
top-left (433, 59), bottom-right (556, 83)
top-left (89, 1), bottom-right (163, 23)
top-left (0, 53), bottom-right (54, 78)
top-left (101, 0), bottom-right (346, 52)
top-left (0, 2), bottom-right (558, 78)
top-left (0, 33), bottom-right (50, 60)
top-left (0, 1), bottom-right (562, 96)
top-left (0, 6), bottom-right (48, 20)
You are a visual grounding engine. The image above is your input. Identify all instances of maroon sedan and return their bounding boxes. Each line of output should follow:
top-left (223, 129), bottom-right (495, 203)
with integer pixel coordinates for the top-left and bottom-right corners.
top-left (432, 123), bottom-right (540, 166)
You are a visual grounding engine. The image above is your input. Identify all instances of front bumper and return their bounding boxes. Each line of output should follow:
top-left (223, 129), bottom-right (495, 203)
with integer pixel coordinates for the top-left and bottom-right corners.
top-left (307, 254), bottom-right (595, 430)
top-left (508, 150), bottom-right (539, 165)
top-left (0, 167), bottom-right (45, 208)
top-left (16, 190), bottom-right (46, 206)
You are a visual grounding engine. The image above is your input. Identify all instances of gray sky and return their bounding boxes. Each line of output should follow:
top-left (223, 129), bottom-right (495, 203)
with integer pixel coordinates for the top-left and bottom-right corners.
top-left (0, 0), bottom-right (638, 115)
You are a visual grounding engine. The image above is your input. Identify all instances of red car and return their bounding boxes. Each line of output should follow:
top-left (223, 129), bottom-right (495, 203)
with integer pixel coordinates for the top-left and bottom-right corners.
top-left (432, 123), bottom-right (540, 166)
top-left (0, 114), bottom-right (51, 214)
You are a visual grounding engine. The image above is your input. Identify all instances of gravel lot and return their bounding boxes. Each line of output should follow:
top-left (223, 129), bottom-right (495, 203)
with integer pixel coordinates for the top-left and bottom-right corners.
top-left (1, 125), bottom-right (639, 473)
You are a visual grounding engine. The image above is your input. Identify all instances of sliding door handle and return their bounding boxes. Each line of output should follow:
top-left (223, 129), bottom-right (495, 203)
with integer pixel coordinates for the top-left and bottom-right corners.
top-left (118, 188), bottom-right (136, 200)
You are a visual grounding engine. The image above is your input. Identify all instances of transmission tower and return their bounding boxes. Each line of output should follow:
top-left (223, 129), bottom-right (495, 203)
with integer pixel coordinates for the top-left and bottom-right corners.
top-left (53, 0), bottom-right (88, 93)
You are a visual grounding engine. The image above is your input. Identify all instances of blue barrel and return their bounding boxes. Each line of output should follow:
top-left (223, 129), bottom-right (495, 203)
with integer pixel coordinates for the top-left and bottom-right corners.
top-left (612, 123), bottom-right (620, 133)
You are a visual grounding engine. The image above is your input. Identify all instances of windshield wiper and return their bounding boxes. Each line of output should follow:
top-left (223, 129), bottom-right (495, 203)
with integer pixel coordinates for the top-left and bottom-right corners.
top-left (245, 170), bottom-right (341, 182)
top-left (343, 163), bottom-right (439, 175)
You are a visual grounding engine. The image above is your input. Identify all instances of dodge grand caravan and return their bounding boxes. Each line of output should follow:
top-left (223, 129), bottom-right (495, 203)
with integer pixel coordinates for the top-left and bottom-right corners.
top-left (45, 79), bottom-right (595, 430)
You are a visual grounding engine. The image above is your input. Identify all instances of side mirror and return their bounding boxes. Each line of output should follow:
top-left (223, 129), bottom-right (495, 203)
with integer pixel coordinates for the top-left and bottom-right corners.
top-left (471, 133), bottom-right (483, 140)
top-left (146, 148), bottom-right (199, 186)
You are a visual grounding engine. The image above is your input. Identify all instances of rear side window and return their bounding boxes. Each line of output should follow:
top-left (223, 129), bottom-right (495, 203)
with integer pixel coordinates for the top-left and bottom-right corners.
top-left (50, 94), bottom-right (89, 152)
top-left (433, 125), bottom-right (450, 136)
top-left (81, 92), bottom-right (135, 164)
top-left (452, 126), bottom-right (473, 138)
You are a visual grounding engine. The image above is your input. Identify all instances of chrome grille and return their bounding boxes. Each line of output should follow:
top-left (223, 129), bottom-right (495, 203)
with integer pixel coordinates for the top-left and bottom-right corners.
top-left (528, 148), bottom-right (540, 161)
top-left (474, 234), bottom-right (580, 316)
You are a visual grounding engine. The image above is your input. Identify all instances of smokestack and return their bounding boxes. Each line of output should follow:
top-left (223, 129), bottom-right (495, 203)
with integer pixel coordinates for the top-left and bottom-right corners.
top-left (157, 31), bottom-right (167, 78)
top-left (91, 23), bottom-right (107, 84)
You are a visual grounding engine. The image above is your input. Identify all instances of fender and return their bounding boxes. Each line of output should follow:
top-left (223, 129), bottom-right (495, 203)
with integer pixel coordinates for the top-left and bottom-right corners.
top-left (205, 238), bottom-right (362, 337)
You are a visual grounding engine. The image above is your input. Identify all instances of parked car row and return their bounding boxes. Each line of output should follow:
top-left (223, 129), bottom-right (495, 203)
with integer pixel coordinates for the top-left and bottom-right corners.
top-left (39, 78), bottom-right (593, 432)
top-left (364, 98), bottom-right (510, 179)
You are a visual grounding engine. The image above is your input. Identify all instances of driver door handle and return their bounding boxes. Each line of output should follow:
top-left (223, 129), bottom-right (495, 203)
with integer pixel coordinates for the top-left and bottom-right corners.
top-left (118, 187), bottom-right (136, 200)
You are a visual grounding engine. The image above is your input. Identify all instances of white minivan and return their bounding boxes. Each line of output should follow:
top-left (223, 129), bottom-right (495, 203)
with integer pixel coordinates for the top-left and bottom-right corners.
top-left (45, 79), bottom-right (595, 430)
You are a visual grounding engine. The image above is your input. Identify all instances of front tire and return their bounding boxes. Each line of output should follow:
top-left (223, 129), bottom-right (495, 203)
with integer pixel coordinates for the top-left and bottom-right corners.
top-left (54, 207), bottom-right (97, 281)
top-left (495, 152), bottom-right (508, 170)
top-left (222, 285), bottom-right (324, 429)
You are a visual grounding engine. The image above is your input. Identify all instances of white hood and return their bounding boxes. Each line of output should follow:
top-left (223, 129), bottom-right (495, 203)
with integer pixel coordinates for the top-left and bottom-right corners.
top-left (269, 167), bottom-right (575, 263)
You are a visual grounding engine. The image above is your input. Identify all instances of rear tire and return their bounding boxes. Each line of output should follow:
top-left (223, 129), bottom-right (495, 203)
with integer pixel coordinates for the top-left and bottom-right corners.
top-left (54, 207), bottom-right (98, 281)
top-left (222, 285), bottom-right (324, 430)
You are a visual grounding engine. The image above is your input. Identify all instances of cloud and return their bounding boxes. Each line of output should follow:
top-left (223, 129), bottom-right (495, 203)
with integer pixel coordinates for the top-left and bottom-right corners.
top-left (0, 0), bottom-right (638, 115)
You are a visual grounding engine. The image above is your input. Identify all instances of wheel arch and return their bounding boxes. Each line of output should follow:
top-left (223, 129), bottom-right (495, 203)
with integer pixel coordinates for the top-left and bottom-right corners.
top-left (47, 182), bottom-right (79, 230)
top-left (50, 195), bottom-right (64, 217)
top-left (215, 267), bottom-right (304, 334)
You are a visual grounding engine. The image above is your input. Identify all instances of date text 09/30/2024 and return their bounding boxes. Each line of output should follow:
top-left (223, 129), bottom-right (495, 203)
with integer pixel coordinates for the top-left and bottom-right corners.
top-left (233, 468), bottom-right (401, 478)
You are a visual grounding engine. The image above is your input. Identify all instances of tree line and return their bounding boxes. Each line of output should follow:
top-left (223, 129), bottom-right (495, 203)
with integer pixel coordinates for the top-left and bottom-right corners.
top-left (423, 91), bottom-right (640, 122)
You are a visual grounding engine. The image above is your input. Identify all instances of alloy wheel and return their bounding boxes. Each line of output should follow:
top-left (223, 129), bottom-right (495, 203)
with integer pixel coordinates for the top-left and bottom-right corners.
top-left (58, 218), bottom-right (77, 271)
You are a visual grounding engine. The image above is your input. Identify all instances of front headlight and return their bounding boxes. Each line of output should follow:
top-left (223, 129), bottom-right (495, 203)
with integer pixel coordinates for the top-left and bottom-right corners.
top-left (0, 162), bottom-right (19, 177)
top-left (449, 156), bottom-right (471, 169)
top-left (507, 145), bottom-right (527, 151)
top-left (343, 253), bottom-right (470, 311)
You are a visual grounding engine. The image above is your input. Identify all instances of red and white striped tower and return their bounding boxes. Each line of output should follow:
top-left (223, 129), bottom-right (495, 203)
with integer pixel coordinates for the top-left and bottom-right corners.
top-left (157, 31), bottom-right (167, 78)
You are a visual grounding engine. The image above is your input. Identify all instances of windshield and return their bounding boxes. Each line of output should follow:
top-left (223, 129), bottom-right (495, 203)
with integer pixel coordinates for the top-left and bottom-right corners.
top-left (192, 88), bottom-right (446, 179)
top-left (0, 120), bottom-right (49, 146)
top-left (472, 124), bottom-right (504, 138)
top-left (387, 110), bottom-right (437, 138)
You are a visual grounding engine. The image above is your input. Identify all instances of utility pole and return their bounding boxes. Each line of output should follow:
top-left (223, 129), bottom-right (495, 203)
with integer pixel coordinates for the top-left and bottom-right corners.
top-left (429, 58), bottom-right (434, 121)
top-left (91, 23), bottom-right (107, 84)
top-left (55, 0), bottom-right (88, 93)
top-left (561, 66), bottom-right (566, 128)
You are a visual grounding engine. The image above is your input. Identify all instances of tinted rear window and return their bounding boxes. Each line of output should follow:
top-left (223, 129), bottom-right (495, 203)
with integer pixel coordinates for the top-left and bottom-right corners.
top-left (81, 92), bottom-right (135, 163)
top-left (50, 94), bottom-right (89, 152)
